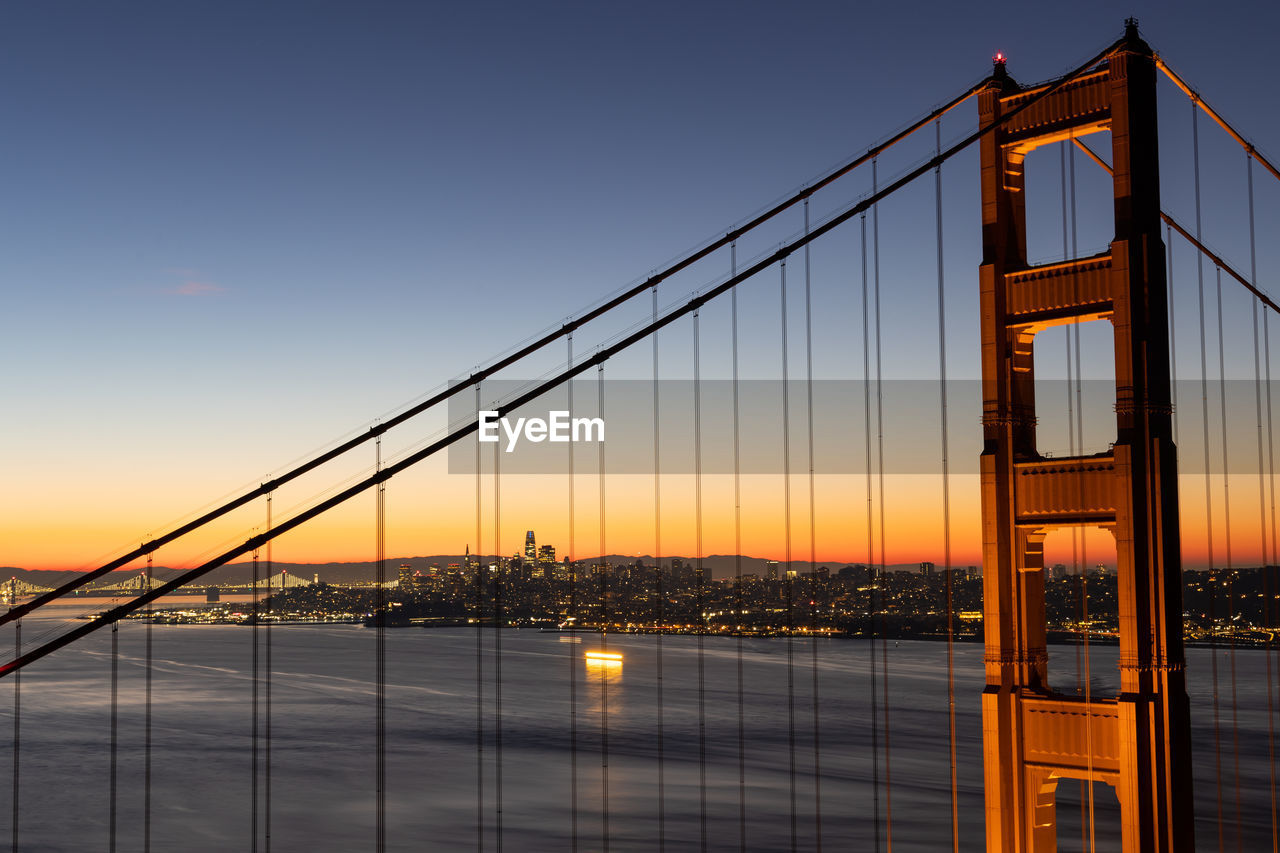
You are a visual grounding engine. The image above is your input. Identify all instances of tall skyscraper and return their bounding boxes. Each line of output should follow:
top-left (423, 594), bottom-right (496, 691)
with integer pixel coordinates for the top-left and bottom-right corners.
top-left (537, 545), bottom-right (556, 579)
top-left (525, 530), bottom-right (537, 564)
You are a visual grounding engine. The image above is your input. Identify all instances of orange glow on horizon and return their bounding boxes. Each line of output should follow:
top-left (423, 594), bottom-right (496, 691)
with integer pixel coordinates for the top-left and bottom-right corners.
top-left (3, 472), bottom-right (1268, 573)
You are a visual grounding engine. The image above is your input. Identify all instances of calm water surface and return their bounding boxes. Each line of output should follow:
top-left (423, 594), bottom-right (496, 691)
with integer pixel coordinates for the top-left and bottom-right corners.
top-left (0, 601), bottom-right (1274, 851)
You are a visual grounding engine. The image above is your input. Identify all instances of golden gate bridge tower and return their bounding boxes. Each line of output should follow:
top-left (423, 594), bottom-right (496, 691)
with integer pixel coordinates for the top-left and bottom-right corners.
top-left (977, 20), bottom-right (1195, 852)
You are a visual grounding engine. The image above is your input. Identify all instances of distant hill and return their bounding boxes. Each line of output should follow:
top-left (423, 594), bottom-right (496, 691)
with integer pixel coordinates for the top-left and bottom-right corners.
top-left (2, 556), bottom-right (938, 587)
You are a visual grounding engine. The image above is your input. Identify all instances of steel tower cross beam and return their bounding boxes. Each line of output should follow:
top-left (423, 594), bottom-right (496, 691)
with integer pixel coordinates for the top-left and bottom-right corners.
top-left (977, 22), bottom-right (1195, 852)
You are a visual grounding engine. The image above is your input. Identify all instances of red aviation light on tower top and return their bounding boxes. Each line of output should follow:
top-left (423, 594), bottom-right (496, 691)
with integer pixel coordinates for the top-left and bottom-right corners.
top-left (992, 51), bottom-right (1007, 66)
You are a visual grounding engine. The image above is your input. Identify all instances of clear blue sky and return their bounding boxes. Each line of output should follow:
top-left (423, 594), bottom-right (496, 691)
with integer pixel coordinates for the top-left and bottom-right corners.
top-left (4, 0), bottom-right (1278, 569)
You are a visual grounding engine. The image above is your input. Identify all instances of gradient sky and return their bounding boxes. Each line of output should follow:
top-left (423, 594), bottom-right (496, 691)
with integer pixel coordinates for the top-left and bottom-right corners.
top-left (4, 0), bottom-right (1280, 573)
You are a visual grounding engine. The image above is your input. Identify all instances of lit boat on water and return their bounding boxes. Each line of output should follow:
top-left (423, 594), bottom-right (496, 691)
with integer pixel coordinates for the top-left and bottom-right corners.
top-left (584, 650), bottom-right (622, 662)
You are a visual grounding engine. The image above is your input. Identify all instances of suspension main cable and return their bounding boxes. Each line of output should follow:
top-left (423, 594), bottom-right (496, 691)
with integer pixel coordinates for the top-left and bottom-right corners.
top-left (1, 36), bottom-right (1135, 676)
top-left (1, 80), bottom-right (994, 630)
top-left (1071, 137), bottom-right (1280, 315)
top-left (1155, 54), bottom-right (1280, 183)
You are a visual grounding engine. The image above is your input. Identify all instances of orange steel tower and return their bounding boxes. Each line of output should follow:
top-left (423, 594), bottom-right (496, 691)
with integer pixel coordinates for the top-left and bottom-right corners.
top-left (977, 22), bottom-right (1195, 852)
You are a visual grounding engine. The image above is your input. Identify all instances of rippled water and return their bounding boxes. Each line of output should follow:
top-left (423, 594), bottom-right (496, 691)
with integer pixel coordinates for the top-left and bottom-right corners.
top-left (1, 603), bottom-right (1275, 851)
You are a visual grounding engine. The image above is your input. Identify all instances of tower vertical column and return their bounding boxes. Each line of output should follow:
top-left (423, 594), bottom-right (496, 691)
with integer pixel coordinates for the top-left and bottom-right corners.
top-left (977, 22), bottom-right (1194, 852)
top-left (1105, 39), bottom-right (1196, 853)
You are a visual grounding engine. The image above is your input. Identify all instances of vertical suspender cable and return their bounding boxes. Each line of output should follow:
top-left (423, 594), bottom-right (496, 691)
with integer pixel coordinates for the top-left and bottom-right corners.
top-left (803, 197), bottom-right (823, 853)
top-left (493, 430), bottom-right (504, 853)
top-left (862, 194), bottom-right (882, 853)
top-left (1076, 130), bottom-right (1096, 853)
top-left (1064, 141), bottom-right (1088, 852)
top-left (730, 241), bottom-right (747, 853)
top-left (1193, 104), bottom-right (1226, 853)
top-left (475, 385), bottom-right (485, 853)
top-left (10, 620), bottom-right (18, 853)
top-left (1070, 139), bottom-right (1083, 464)
top-left (650, 293), bottom-right (666, 853)
top-left (144, 552), bottom-right (153, 853)
top-left (1169, 228), bottom-right (1181, 445)
top-left (1216, 262), bottom-right (1245, 851)
top-left (1247, 150), bottom-right (1279, 852)
top-left (109, 617), bottom-right (118, 853)
top-left (1080, 556), bottom-right (1095, 853)
top-left (264, 494), bottom-right (273, 853)
top-left (1061, 142), bottom-right (1071, 264)
top-left (1068, 135), bottom-right (1084, 485)
top-left (1266, 275), bottom-right (1280, 853)
top-left (375, 436), bottom-right (386, 853)
top-left (781, 258), bottom-right (798, 853)
top-left (568, 334), bottom-right (580, 853)
top-left (694, 309), bottom-right (708, 853)
top-left (935, 119), bottom-right (959, 853)
top-left (1168, 220), bottom-right (1191, 844)
top-left (1077, 173), bottom-right (1094, 853)
top-left (872, 158), bottom-right (894, 852)
top-left (251, 547), bottom-right (261, 853)
top-left (1062, 143), bottom-right (1079, 598)
top-left (597, 363), bottom-right (610, 853)
top-left (1062, 140), bottom-right (1079, 612)
top-left (1068, 136), bottom-right (1095, 852)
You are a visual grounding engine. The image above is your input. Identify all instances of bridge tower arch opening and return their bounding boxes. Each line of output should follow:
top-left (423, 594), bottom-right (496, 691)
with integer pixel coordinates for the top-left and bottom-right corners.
top-left (977, 21), bottom-right (1195, 852)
